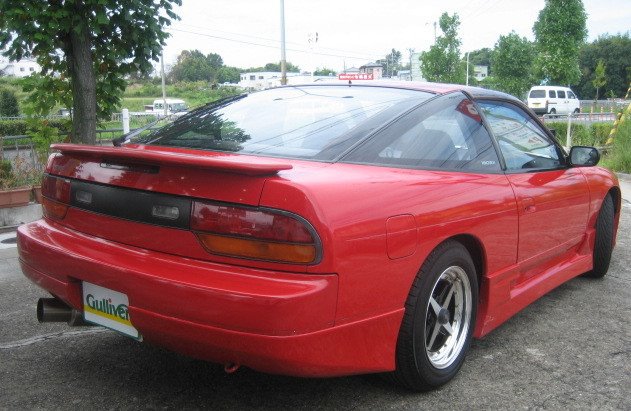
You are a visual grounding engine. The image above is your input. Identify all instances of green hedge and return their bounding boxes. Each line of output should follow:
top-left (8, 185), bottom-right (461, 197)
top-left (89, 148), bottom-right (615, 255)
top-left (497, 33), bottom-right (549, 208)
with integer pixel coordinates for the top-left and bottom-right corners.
top-left (0, 119), bottom-right (70, 137)
top-left (545, 121), bottom-right (613, 147)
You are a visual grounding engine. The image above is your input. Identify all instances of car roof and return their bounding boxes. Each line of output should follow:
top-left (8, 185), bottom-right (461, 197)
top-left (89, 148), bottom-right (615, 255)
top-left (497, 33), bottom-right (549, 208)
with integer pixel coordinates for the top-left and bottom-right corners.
top-left (529, 85), bottom-right (572, 90)
top-left (286, 80), bottom-right (519, 102)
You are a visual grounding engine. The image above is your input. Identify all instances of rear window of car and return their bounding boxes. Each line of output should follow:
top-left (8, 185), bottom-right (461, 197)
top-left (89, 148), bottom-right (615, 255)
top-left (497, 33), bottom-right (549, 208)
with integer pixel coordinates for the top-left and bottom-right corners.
top-left (135, 86), bottom-right (431, 161)
top-left (529, 90), bottom-right (545, 98)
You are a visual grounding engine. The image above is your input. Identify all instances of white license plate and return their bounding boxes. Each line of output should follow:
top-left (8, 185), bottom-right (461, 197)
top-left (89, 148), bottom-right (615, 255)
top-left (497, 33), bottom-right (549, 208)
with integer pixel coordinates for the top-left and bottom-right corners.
top-left (532, 103), bottom-right (541, 107)
top-left (82, 282), bottom-right (140, 340)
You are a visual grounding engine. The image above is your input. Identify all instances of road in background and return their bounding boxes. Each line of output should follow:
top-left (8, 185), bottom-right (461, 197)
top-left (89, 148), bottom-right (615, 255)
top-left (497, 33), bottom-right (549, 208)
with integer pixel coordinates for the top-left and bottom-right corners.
top-left (1, 178), bottom-right (629, 409)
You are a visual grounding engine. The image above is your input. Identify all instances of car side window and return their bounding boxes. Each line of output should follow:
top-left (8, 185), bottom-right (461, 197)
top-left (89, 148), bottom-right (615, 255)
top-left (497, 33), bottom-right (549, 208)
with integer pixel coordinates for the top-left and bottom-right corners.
top-left (568, 91), bottom-right (576, 99)
top-left (343, 92), bottom-right (501, 172)
top-left (478, 101), bottom-right (563, 171)
top-left (558, 90), bottom-right (566, 98)
top-left (549, 90), bottom-right (556, 98)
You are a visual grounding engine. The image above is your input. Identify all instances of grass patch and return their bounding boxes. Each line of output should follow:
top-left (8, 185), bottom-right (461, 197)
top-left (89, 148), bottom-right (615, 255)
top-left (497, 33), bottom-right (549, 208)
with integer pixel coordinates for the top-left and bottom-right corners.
top-left (545, 121), bottom-right (613, 147)
top-left (122, 81), bottom-right (241, 112)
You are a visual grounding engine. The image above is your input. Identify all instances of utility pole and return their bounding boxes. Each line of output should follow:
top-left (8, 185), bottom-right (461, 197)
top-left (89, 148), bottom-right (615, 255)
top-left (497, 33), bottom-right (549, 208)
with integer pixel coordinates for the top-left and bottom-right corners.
top-left (160, 52), bottom-right (167, 116)
top-left (280, 0), bottom-right (287, 85)
top-left (466, 52), bottom-right (470, 86)
top-left (408, 48), bottom-right (415, 81)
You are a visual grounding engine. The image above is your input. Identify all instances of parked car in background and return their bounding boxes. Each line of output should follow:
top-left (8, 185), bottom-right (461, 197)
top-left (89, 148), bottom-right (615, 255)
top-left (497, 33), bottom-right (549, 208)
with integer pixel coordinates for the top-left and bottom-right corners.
top-left (18, 82), bottom-right (619, 391)
top-left (144, 98), bottom-right (188, 117)
top-left (527, 85), bottom-right (580, 115)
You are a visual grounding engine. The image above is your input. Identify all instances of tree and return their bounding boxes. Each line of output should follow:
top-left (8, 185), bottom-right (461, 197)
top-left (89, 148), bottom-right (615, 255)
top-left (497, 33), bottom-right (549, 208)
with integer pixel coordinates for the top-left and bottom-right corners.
top-left (0, 0), bottom-right (181, 144)
top-left (0, 89), bottom-right (20, 117)
top-left (260, 62), bottom-right (300, 72)
top-left (377, 49), bottom-right (402, 77)
top-left (491, 32), bottom-right (536, 97)
top-left (314, 68), bottom-right (337, 76)
top-left (169, 50), bottom-right (224, 83)
top-left (592, 59), bottom-right (607, 100)
top-left (468, 48), bottom-right (492, 74)
top-left (420, 12), bottom-right (465, 84)
top-left (576, 34), bottom-right (631, 99)
top-left (533, 0), bottom-right (587, 85)
top-left (217, 66), bottom-right (241, 84)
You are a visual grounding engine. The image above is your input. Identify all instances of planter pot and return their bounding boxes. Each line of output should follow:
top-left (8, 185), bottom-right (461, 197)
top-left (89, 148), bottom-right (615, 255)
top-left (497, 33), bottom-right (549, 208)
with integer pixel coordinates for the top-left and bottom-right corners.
top-left (0, 186), bottom-right (32, 208)
top-left (32, 185), bottom-right (43, 203)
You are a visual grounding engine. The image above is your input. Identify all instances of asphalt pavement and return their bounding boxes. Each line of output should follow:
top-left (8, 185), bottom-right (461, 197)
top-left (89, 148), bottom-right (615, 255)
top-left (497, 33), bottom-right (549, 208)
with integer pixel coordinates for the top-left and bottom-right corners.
top-left (0, 177), bottom-right (630, 409)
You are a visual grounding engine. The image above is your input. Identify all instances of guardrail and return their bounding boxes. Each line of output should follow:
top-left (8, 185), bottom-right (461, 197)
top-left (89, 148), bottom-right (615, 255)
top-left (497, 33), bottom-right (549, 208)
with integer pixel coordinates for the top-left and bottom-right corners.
top-left (541, 112), bottom-right (617, 124)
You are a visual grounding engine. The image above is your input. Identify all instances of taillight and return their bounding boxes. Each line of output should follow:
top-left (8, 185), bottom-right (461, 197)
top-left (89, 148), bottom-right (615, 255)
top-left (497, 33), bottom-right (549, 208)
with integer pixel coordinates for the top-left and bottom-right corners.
top-left (191, 201), bottom-right (320, 264)
top-left (41, 175), bottom-right (71, 220)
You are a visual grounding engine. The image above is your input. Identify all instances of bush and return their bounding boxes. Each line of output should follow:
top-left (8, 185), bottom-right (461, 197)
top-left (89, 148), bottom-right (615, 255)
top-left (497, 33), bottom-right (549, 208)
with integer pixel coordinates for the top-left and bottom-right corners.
top-left (0, 89), bottom-right (20, 117)
top-left (600, 118), bottom-right (631, 173)
top-left (591, 123), bottom-right (614, 146)
top-left (0, 119), bottom-right (69, 137)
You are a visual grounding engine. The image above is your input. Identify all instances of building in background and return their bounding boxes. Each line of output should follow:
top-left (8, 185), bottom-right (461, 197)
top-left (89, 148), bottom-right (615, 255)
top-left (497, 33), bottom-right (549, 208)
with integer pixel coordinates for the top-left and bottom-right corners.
top-left (238, 71), bottom-right (339, 90)
top-left (0, 58), bottom-right (41, 77)
top-left (474, 65), bottom-right (489, 82)
top-left (396, 69), bottom-right (412, 81)
top-left (410, 52), bottom-right (426, 81)
top-left (238, 71), bottom-right (301, 90)
top-left (359, 62), bottom-right (383, 79)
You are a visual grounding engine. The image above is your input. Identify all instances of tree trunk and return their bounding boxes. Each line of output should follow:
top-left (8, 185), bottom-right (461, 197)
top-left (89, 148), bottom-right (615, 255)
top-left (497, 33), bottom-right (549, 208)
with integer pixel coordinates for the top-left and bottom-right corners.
top-left (68, 18), bottom-right (97, 144)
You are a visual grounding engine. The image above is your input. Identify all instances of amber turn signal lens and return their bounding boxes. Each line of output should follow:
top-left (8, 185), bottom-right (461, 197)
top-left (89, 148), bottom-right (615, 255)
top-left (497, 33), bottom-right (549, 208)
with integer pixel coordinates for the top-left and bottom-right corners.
top-left (197, 233), bottom-right (317, 264)
top-left (42, 197), bottom-right (69, 220)
top-left (191, 200), bottom-right (321, 264)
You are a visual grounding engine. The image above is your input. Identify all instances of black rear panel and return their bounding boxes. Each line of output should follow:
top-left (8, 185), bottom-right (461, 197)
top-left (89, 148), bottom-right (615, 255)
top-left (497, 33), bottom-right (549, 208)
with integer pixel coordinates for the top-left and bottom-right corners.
top-left (70, 180), bottom-right (192, 229)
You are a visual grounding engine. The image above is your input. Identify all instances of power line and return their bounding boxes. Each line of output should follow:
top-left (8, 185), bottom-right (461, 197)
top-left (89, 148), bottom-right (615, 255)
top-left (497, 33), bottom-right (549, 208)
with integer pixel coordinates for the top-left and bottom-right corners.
top-left (173, 22), bottom-right (378, 60)
top-left (167, 27), bottom-right (381, 62)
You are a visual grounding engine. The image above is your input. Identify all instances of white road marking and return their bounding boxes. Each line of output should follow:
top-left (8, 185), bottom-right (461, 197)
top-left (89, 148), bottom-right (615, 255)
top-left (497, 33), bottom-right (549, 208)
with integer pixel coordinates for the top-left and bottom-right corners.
top-left (0, 328), bottom-right (109, 349)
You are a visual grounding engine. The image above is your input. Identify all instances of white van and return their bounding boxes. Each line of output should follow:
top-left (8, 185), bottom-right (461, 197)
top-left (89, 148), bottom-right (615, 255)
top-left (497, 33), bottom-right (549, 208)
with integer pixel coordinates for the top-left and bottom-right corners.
top-left (527, 86), bottom-right (580, 115)
top-left (144, 98), bottom-right (188, 117)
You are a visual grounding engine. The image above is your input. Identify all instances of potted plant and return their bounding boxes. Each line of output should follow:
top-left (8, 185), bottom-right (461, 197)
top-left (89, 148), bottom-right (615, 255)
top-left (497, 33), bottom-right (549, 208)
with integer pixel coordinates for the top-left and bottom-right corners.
top-left (27, 118), bottom-right (69, 203)
top-left (0, 157), bottom-right (33, 208)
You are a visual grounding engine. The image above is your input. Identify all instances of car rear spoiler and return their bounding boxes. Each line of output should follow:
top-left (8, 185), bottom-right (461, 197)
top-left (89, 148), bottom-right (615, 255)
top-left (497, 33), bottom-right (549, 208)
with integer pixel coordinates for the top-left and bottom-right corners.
top-left (50, 143), bottom-right (293, 176)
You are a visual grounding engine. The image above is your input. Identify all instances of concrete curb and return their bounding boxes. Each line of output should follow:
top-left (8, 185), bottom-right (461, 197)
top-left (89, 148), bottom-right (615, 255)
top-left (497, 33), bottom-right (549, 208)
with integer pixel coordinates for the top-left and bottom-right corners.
top-left (616, 172), bottom-right (631, 182)
top-left (0, 203), bottom-right (43, 228)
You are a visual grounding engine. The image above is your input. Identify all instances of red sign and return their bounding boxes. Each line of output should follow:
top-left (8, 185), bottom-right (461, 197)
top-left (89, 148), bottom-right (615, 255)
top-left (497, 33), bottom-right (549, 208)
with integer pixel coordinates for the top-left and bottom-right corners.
top-left (338, 73), bottom-right (374, 81)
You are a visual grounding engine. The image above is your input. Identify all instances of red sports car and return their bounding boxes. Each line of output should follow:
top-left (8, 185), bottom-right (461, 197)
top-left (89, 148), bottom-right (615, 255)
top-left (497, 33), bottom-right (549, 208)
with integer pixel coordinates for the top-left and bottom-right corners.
top-left (18, 83), bottom-right (620, 391)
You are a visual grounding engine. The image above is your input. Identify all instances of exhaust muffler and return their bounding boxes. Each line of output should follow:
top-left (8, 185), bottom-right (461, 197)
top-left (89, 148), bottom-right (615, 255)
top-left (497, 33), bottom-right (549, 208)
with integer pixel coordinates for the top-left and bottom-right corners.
top-left (37, 298), bottom-right (92, 326)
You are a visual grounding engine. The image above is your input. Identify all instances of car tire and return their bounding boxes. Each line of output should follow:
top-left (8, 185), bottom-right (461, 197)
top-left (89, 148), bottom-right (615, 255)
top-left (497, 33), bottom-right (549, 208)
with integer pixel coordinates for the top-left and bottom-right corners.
top-left (574, 108), bottom-right (580, 114)
top-left (549, 108), bottom-right (556, 114)
top-left (391, 240), bottom-right (478, 391)
top-left (584, 194), bottom-right (615, 278)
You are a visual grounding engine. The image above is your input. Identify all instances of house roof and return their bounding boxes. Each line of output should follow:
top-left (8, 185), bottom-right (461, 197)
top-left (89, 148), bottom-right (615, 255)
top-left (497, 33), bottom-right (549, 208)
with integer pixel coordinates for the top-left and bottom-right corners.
top-left (360, 62), bottom-right (383, 69)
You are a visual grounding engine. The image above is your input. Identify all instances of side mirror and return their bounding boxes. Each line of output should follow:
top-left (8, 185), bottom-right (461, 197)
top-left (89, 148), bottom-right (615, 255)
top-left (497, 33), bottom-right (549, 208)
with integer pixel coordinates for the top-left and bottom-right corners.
top-left (569, 146), bottom-right (600, 167)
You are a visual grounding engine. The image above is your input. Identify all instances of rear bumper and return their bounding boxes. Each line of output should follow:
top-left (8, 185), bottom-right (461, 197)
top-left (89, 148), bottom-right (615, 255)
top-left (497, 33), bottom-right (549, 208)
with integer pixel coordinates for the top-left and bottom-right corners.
top-left (17, 219), bottom-right (402, 377)
top-left (530, 106), bottom-right (548, 115)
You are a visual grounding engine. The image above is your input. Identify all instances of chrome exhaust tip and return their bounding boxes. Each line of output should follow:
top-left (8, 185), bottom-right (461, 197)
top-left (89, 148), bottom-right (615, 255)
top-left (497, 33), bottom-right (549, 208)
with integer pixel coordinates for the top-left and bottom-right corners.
top-left (37, 298), bottom-right (92, 326)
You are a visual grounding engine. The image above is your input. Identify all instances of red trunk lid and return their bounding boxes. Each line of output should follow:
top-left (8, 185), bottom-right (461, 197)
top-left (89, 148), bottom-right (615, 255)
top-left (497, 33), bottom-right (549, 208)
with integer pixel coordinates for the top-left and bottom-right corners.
top-left (44, 144), bottom-right (295, 264)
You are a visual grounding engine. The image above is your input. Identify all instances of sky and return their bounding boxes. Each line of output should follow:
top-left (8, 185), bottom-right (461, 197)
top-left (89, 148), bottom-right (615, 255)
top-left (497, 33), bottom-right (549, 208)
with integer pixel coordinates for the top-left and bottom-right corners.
top-left (162, 0), bottom-right (631, 72)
